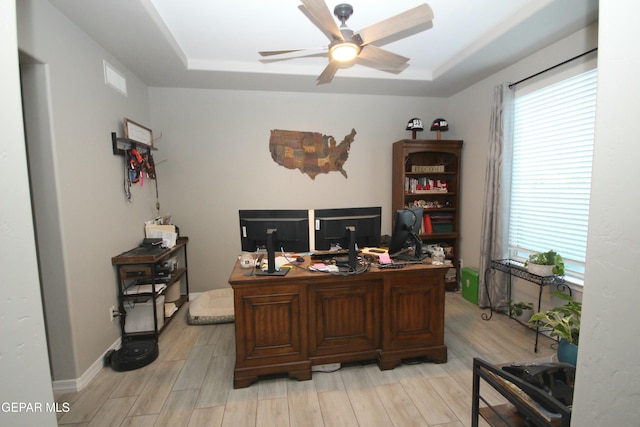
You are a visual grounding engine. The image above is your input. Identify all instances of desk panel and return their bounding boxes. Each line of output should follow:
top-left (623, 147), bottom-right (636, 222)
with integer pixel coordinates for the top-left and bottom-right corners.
top-left (310, 279), bottom-right (382, 359)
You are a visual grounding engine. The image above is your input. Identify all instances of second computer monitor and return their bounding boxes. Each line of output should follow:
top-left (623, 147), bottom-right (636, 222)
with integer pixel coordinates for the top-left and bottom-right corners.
top-left (388, 206), bottom-right (425, 259)
top-left (313, 207), bottom-right (382, 251)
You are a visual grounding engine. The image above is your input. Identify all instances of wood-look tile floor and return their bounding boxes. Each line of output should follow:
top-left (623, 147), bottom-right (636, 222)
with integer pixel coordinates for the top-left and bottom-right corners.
top-left (54, 292), bottom-right (556, 427)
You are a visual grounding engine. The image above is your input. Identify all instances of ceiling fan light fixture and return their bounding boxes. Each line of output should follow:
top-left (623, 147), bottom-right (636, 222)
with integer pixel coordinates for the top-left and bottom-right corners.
top-left (329, 41), bottom-right (360, 62)
top-left (259, 2), bottom-right (434, 84)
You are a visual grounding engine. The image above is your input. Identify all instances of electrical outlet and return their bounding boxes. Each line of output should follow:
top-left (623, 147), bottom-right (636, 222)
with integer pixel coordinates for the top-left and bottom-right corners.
top-left (459, 259), bottom-right (463, 270)
top-left (109, 306), bottom-right (116, 322)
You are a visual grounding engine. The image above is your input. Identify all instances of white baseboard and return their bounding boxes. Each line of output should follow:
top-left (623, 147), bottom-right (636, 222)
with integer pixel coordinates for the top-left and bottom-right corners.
top-left (51, 295), bottom-right (201, 393)
top-left (51, 337), bottom-right (121, 393)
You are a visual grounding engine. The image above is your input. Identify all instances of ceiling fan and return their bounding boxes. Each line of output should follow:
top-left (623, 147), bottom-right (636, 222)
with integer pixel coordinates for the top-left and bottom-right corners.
top-left (259, 1), bottom-right (434, 84)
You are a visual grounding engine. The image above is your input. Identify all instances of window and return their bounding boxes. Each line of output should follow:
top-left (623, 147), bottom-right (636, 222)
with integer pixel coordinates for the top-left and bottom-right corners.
top-left (509, 69), bottom-right (597, 283)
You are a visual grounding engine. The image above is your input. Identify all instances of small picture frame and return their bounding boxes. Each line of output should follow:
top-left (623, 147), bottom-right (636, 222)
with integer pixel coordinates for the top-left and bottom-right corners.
top-left (124, 118), bottom-right (153, 145)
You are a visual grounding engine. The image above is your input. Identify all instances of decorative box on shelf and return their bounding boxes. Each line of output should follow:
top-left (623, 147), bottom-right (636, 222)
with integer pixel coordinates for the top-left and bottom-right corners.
top-left (411, 165), bottom-right (445, 173)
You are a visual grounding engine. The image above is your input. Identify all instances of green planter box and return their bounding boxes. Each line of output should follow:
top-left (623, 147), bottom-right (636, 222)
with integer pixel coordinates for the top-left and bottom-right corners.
top-left (461, 267), bottom-right (479, 305)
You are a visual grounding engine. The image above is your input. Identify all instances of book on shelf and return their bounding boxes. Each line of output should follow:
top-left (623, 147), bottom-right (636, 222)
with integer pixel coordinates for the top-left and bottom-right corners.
top-left (423, 214), bottom-right (433, 234)
top-left (404, 176), bottom-right (448, 194)
top-left (430, 214), bottom-right (454, 233)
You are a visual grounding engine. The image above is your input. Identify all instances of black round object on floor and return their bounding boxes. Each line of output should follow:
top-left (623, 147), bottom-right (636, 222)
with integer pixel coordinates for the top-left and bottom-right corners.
top-left (110, 340), bottom-right (158, 371)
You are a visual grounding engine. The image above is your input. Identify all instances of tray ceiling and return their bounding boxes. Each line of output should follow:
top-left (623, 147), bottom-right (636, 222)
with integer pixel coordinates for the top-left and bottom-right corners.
top-left (48, 0), bottom-right (598, 96)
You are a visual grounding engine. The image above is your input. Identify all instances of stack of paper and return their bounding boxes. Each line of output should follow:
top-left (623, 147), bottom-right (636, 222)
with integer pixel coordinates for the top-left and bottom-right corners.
top-left (144, 222), bottom-right (177, 248)
top-left (164, 302), bottom-right (178, 318)
top-left (124, 283), bottom-right (167, 295)
top-left (309, 263), bottom-right (339, 273)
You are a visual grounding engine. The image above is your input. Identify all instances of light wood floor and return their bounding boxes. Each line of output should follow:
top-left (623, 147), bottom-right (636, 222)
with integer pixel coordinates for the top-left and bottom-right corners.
top-left (54, 292), bottom-right (556, 427)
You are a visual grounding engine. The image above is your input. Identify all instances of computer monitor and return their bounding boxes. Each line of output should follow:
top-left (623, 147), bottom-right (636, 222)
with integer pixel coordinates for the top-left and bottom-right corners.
top-left (313, 207), bottom-right (382, 251)
top-left (239, 209), bottom-right (310, 275)
top-left (388, 206), bottom-right (425, 260)
top-left (314, 207), bottom-right (382, 269)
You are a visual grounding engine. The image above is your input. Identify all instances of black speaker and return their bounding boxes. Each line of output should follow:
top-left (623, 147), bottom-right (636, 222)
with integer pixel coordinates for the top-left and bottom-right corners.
top-left (108, 340), bottom-right (158, 371)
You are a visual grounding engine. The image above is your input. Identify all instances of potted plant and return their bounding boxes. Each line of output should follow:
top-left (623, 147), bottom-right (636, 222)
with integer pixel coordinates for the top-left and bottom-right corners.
top-left (525, 250), bottom-right (565, 276)
top-left (529, 291), bottom-right (581, 365)
top-left (509, 301), bottom-right (534, 322)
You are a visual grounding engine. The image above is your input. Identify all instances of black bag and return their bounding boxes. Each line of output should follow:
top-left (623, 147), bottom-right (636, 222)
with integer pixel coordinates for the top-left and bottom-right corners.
top-left (503, 362), bottom-right (575, 407)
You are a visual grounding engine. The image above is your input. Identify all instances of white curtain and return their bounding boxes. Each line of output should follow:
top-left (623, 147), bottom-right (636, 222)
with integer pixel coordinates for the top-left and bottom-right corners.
top-left (478, 83), bottom-right (515, 309)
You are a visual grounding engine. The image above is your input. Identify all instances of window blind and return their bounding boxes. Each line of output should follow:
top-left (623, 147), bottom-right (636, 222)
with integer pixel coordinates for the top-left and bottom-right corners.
top-left (509, 69), bottom-right (597, 280)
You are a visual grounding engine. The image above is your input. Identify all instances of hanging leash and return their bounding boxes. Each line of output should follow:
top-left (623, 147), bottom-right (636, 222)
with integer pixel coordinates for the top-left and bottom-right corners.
top-left (124, 149), bottom-right (132, 202)
top-left (148, 152), bottom-right (161, 214)
top-left (123, 147), bottom-right (159, 208)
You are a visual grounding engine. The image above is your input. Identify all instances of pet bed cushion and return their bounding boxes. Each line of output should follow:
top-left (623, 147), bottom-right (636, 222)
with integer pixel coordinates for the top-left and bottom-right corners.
top-left (187, 288), bottom-right (234, 325)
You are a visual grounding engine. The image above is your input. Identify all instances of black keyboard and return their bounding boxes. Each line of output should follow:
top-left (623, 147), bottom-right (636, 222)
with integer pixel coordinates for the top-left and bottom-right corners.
top-left (311, 250), bottom-right (352, 260)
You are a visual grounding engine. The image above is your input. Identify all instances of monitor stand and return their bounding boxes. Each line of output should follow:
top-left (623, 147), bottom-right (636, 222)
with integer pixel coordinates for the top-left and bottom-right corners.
top-left (334, 226), bottom-right (358, 269)
top-left (393, 252), bottom-right (427, 262)
top-left (255, 269), bottom-right (289, 277)
top-left (392, 232), bottom-right (426, 261)
top-left (255, 228), bottom-right (289, 276)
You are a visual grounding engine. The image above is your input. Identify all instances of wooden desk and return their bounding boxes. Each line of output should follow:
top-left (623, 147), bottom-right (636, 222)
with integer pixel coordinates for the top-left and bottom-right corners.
top-left (228, 259), bottom-right (448, 388)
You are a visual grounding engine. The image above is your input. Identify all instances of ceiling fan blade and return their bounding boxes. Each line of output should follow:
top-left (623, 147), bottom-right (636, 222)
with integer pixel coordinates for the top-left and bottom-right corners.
top-left (356, 57), bottom-right (409, 75)
top-left (358, 45), bottom-right (409, 69)
top-left (300, 0), bottom-right (343, 41)
top-left (259, 49), bottom-right (318, 57)
top-left (298, 5), bottom-right (338, 41)
top-left (259, 46), bottom-right (328, 57)
top-left (317, 60), bottom-right (339, 85)
top-left (356, 4), bottom-right (434, 46)
top-left (260, 52), bottom-right (328, 64)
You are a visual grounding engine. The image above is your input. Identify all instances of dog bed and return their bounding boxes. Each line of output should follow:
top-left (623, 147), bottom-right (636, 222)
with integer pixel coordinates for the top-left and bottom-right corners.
top-left (187, 288), bottom-right (235, 325)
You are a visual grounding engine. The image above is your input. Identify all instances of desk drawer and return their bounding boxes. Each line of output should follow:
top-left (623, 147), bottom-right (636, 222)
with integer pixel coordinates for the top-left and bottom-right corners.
top-left (119, 266), bottom-right (152, 280)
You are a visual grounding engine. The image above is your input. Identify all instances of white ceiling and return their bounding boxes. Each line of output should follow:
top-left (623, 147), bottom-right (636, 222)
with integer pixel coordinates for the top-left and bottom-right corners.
top-left (48, 0), bottom-right (598, 96)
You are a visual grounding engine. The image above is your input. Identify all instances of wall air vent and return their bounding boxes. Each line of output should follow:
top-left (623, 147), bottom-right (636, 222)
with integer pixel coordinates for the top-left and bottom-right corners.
top-left (103, 60), bottom-right (127, 96)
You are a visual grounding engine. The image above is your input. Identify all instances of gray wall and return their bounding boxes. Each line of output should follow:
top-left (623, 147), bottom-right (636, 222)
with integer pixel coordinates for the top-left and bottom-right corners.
top-left (17, 0), bottom-right (157, 382)
top-left (148, 88), bottom-right (449, 292)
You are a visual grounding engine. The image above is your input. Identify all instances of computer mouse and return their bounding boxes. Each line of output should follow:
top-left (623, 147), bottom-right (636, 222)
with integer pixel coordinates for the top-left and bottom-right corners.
top-left (296, 256), bottom-right (305, 263)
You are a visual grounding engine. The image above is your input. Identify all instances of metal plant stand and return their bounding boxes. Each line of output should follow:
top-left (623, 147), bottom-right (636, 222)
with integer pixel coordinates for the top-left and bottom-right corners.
top-left (483, 259), bottom-right (570, 352)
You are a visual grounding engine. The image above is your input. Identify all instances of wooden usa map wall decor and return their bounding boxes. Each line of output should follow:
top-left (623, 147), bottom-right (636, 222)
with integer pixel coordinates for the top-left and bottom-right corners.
top-left (269, 129), bottom-right (356, 179)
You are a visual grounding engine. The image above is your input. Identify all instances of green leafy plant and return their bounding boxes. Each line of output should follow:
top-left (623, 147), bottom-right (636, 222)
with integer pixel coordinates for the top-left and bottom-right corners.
top-left (525, 250), bottom-right (565, 275)
top-left (509, 301), bottom-right (534, 317)
top-left (529, 291), bottom-right (581, 344)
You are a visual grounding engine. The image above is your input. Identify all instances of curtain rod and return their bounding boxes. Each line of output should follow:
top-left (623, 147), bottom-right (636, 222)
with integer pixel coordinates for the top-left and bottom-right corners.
top-left (509, 47), bottom-right (598, 89)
